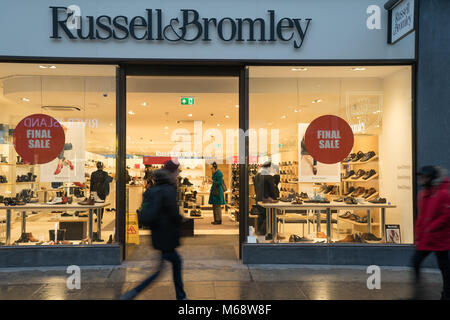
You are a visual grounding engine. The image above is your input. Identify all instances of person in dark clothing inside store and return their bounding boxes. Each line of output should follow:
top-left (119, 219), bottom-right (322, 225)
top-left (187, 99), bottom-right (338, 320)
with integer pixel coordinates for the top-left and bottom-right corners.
top-left (121, 160), bottom-right (187, 300)
top-left (90, 162), bottom-right (112, 223)
top-left (254, 161), bottom-right (277, 237)
top-left (273, 174), bottom-right (281, 200)
top-left (413, 165), bottom-right (450, 300)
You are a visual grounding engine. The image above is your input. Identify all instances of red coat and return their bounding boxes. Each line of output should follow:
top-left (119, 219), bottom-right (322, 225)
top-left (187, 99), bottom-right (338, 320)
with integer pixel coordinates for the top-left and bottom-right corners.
top-left (415, 178), bottom-right (450, 251)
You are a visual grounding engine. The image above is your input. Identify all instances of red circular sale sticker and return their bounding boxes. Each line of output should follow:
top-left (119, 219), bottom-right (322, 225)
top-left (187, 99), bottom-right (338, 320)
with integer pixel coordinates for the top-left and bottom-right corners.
top-left (13, 114), bottom-right (65, 164)
top-left (304, 115), bottom-right (354, 164)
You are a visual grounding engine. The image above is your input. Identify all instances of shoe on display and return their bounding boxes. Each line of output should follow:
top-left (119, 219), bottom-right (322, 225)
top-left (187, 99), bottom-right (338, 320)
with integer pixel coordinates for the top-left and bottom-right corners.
top-left (262, 197), bottom-right (278, 203)
top-left (343, 170), bottom-right (355, 180)
top-left (343, 187), bottom-right (355, 196)
top-left (47, 197), bottom-right (63, 205)
top-left (352, 169), bottom-right (366, 179)
top-left (339, 211), bottom-right (352, 218)
top-left (291, 198), bottom-right (303, 205)
top-left (360, 151), bottom-right (376, 162)
top-left (333, 197), bottom-right (344, 202)
top-left (107, 235), bottom-right (113, 244)
top-left (342, 153), bottom-right (355, 162)
top-left (335, 234), bottom-right (354, 243)
top-left (361, 233), bottom-right (381, 241)
top-left (316, 232), bottom-right (327, 239)
top-left (362, 169), bottom-right (377, 180)
top-left (15, 232), bottom-right (29, 243)
top-left (344, 197), bottom-right (358, 205)
top-left (61, 213), bottom-right (73, 217)
top-left (351, 187), bottom-right (365, 197)
top-left (353, 233), bottom-right (364, 243)
top-left (369, 197), bottom-right (387, 204)
top-left (363, 188), bottom-right (377, 199)
top-left (289, 234), bottom-right (310, 242)
top-left (265, 233), bottom-right (273, 241)
top-left (78, 197), bottom-right (95, 205)
top-left (352, 151), bottom-right (365, 162)
top-left (26, 233), bottom-right (39, 242)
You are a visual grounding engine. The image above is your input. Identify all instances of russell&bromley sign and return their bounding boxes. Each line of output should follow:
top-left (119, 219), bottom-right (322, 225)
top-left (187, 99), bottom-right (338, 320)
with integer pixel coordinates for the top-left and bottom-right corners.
top-left (50, 7), bottom-right (312, 49)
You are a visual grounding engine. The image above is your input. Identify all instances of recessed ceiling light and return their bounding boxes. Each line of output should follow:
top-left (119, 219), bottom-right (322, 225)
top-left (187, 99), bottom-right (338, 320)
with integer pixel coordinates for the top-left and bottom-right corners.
top-left (225, 115), bottom-right (230, 118)
top-left (141, 102), bottom-right (147, 107)
top-left (128, 111), bottom-right (135, 115)
top-left (217, 124), bottom-right (221, 127)
top-left (351, 67), bottom-right (366, 71)
top-left (312, 99), bottom-right (323, 104)
top-left (21, 97), bottom-right (30, 102)
top-left (188, 114), bottom-right (193, 117)
top-left (235, 105), bottom-right (239, 109)
top-left (164, 126), bottom-right (169, 130)
top-left (291, 67), bottom-right (308, 71)
top-left (281, 115), bottom-right (286, 119)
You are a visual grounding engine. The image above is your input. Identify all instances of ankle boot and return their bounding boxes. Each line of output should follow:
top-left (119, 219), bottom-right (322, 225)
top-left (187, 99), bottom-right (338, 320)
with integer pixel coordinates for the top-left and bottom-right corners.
top-left (27, 233), bottom-right (39, 242)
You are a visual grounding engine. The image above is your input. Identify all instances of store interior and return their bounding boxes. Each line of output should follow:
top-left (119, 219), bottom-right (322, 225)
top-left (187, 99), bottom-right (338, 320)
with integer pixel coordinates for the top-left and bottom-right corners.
top-left (0, 64), bottom-right (413, 247)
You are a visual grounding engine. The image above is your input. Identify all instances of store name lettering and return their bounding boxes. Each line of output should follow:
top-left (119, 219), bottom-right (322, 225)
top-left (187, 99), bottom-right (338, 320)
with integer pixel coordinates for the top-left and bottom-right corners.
top-left (393, 2), bottom-right (412, 36)
top-left (50, 7), bottom-right (312, 49)
top-left (27, 130), bottom-right (51, 149)
top-left (317, 130), bottom-right (341, 149)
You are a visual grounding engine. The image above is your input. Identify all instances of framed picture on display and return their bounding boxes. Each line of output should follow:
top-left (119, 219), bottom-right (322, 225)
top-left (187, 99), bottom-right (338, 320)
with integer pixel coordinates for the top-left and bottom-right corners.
top-left (385, 224), bottom-right (401, 243)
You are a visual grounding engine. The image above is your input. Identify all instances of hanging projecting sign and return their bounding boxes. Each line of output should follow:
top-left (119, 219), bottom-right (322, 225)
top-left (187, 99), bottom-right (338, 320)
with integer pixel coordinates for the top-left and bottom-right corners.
top-left (304, 115), bottom-right (354, 165)
top-left (13, 114), bottom-right (65, 164)
top-left (386, 0), bottom-right (415, 44)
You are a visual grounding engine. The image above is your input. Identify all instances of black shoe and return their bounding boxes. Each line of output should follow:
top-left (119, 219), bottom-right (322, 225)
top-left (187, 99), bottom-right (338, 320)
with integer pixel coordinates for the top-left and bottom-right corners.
top-left (360, 151), bottom-right (376, 162)
top-left (344, 187), bottom-right (355, 196)
top-left (352, 151), bottom-right (365, 162)
top-left (369, 197), bottom-right (386, 204)
top-left (265, 233), bottom-right (273, 240)
top-left (107, 235), bottom-right (113, 244)
top-left (352, 169), bottom-right (366, 179)
top-left (362, 169), bottom-right (377, 180)
top-left (343, 170), bottom-right (355, 179)
top-left (342, 153), bottom-right (355, 162)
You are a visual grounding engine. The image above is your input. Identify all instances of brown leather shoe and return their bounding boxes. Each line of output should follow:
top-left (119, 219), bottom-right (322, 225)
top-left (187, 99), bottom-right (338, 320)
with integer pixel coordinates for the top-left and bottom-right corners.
top-left (78, 197), bottom-right (95, 205)
top-left (336, 234), bottom-right (354, 242)
top-left (316, 232), bottom-right (327, 239)
top-left (27, 233), bottom-right (39, 242)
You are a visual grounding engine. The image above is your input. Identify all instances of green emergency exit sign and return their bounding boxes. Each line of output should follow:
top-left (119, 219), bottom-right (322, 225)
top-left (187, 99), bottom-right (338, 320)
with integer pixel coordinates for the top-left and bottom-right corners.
top-left (181, 97), bottom-right (195, 105)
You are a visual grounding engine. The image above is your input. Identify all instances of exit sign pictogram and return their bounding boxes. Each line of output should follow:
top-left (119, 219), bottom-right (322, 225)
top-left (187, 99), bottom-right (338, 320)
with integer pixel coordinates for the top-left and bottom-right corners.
top-left (181, 97), bottom-right (195, 105)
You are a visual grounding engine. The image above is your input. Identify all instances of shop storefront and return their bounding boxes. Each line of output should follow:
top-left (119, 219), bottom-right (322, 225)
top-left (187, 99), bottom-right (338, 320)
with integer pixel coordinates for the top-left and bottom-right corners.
top-left (0, 0), bottom-right (431, 267)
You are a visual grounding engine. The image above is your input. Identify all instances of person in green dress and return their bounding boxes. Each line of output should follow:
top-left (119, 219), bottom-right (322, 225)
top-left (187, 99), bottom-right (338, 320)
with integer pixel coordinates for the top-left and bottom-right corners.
top-left (209, 162), bottom-right (225, 225)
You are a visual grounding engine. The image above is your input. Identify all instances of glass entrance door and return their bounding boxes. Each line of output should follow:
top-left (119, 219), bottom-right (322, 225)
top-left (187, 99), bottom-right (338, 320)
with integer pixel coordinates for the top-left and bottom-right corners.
top-left (123, 73), bottom-right (240, 260)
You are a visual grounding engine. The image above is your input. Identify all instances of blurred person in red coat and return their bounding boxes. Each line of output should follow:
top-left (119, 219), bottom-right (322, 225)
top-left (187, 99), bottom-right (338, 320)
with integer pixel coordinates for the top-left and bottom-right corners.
top-left (413, 165), bottom-right (450, 300)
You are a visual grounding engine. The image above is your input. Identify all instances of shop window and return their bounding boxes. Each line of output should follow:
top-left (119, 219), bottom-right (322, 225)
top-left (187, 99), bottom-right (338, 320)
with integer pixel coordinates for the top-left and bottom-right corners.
top-left (0, 63), bottom-right (116, 246)
top-left (248, 66), bottom-right (413, 245)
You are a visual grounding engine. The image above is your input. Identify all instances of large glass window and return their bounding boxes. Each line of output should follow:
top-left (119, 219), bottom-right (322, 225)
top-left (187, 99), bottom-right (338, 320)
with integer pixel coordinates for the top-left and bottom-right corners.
top-left (0, 63), bottom-right (116, 246)
top-left (249, 66), bottom-right (413, 245)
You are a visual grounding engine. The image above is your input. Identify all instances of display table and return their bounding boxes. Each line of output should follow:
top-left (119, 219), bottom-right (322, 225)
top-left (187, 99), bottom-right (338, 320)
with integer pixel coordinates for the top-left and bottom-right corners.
top-left (257, 202), bottom-right (396, 242)
top-left (0, 202), bottom-right (110, 245)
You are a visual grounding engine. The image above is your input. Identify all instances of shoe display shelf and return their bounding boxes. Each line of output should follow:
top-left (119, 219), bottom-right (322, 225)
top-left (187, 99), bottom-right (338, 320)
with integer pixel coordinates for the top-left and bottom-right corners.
top-left (280, 160), bottom-right (299, 198)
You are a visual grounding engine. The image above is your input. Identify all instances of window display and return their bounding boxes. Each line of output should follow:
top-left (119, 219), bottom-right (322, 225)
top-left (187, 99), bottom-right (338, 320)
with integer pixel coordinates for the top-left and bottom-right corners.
top-left (249, 66), bottom-right (413, 245)
top-left (0, 63), bottom-right (117, 246)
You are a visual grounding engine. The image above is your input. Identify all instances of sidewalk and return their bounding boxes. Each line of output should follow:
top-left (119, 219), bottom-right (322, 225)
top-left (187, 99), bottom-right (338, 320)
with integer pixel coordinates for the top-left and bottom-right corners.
top-left (0, 260), bottom-right (443, 300)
